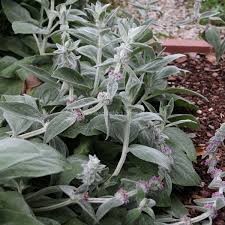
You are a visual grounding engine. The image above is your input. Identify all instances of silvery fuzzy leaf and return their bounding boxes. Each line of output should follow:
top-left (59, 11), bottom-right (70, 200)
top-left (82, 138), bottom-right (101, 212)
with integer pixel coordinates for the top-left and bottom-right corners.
top-left (169, 145), bottom-right (201, 186)
top-left (65, 0), bottom-right (79, 5)
top-left (44, 112), bottom-right (76, 143)
top-left (66, 98), bottom-right (98, 110)
top-left (20, 64), bottom-right (58, 88)
top-left (12, 22), bottom-right (48, 34)
top-left (38, 217), bottom-right (61, 225)
top-left (0, 138), bottom-right (68, 179)
top-left (136, 54), bottom-right (184, 73)
top-left (70, 27), bottom-right (98, 45)
top-left (156, 66), bottom-right (182, 79)
top-left (103, 105), bottom-right (110, 140)
top-left (96, 197), bottom-right (123, 221)
top-left (3, 112), bottom-right (33, 136)
top-left (164, 127), bottom-right (196, 162)
top-left (125, 208), bottom-right (142, 224)
top-left (77, 45), bottom-right (98, 63)
top-left (53, 67), bottom-right (91, 89)
top-left (76, 200), bottom-right (98, 223)
top-left (107, 80), bottom-right (118, 99)
top-left (58, 155), bottom-right (87, 185)
top-left (118, 22), bottom-right (128, 43)
top-left (49, 136), bottom-right (68, 157)
top-left (0, 102), bottom-right (43, 124)
top-left (1, 0), bottom-right (36, 23)
top-left (0, 209), bottom-right (44, 225)
top-left (59, 185), bottom-right (77, 200)
top-left (129, 144), bottom-right (172, 170)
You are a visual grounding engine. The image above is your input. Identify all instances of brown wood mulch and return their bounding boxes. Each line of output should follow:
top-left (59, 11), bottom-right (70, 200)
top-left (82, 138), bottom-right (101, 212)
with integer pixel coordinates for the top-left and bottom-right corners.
top-left (169, 54), bottom-right (225, 224)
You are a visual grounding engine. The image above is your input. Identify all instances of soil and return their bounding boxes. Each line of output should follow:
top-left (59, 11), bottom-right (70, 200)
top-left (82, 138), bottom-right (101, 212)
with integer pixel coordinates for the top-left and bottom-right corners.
top-left (170, 54), bottom-right (225, 224)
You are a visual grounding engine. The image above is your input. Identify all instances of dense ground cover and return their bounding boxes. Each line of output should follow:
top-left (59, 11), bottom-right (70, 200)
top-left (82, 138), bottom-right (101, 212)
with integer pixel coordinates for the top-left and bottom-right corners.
top-left (0, 0), bottom-right (224, 225)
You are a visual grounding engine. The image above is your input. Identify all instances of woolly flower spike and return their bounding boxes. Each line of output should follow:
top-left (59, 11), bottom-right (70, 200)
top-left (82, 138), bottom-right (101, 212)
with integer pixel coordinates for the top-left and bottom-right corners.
top-left (205, 123), bottom-right (225, 155)
top-left (204, 203), bottom-right (217, 219)
top-left (114, 43), bottom-right (132, 64)
top-left (208, 168), bottom-right (222, 178)
top-left (73, 109), bottom-right (85, 122)
top-left (115, 188), bottom-right (129, 204)
top-left (136, 181), bottom-right (150, 193)
top-left (212, 192), bottom-right (224, 199)
top-left (108, 69), bottom-right (123, 81)
top-left (78, 155), bottom-right (106, 186)
top-left (97, 92), bottom-right (111, 105)
top-left (160, 145), bottom-right (173, 155)
top-left (149, 176), bottom-right (164, 191)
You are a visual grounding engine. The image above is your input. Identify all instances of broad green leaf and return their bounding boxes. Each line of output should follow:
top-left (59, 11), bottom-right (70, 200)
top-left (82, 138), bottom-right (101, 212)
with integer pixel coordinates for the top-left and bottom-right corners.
top-left (156, 66), bottom-right (182, 79)
top-left (168, 144), bottom-right (201, 186)
top-left (66, 0), bottom-right (79, 5)
top-left (0, 78), bottom-right (23, 95)
top-left (0, 191), bottom-right (32, 215)
top-left (168, 114), bottom-right (199, 129)
top-left (58, 155), bottom-right (87, 184)
top-left (12, 21), bottom-right (48, 34)
top-left (38, 217), bottom-right (61, 225)
top-left (129, 144), bottom-right (172, 170)
top-left (0, 55), bottom-right (51, 79)
top-left (205, 27), bottom-right (221, 54)
top-left (0, 138), bottom-right (68, 179)
top-left (170, 195), bottom-right (188, 218)
top-left (0, 56), bottom-right (17, 72)
top-left (77, 45), bottom-right (98, 63)
top-left (96, 198), bottom-right (123, 221)
top-left (164, 127), bottom-right (196, 161)
top-left (53, 67), bottom-right (90, 89)
top-left (125, 208), bottom-right (141, 224)
top-left (0, 209), bottom-right (44, 225)
top-left (0, 102), bottom-right (43, 123)
top-left (3, 112), bottom-right (33, 136)
top-left (64, 217), bottom-right (86, 225)
top-left (1, 0), bottom-right (35, 23)
top-left (21, 65), bottom-right (58, 87)
top-left (44, 112), bottom-right (76, 143)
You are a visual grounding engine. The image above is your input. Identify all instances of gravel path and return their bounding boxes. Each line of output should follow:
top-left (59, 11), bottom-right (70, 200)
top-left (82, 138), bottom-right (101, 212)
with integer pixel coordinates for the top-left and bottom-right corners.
top-left (126, 0), bottom-right (205, 39)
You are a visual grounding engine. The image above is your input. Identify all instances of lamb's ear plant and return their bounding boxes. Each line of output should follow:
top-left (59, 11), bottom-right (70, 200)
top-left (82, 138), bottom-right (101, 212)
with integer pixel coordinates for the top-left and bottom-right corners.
top-left (203, 26), bottom-right (225, 63)
top-left (0, 1), bottom-right (215, 224)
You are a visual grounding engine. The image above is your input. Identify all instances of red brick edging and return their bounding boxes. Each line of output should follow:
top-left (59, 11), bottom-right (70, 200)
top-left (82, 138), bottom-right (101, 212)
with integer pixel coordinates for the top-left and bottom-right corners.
top-left (161, 39), bottom-right (213, 54)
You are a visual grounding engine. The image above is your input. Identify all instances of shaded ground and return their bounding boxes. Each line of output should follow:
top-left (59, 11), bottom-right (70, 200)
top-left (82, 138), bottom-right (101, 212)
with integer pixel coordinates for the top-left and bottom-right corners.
top-left (171, 54), bottom-right (225, 224)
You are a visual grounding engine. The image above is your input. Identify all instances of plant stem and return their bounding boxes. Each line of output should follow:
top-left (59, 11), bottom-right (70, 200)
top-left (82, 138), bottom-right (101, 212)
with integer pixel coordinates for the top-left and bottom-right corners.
top-left (92, 25), bottom-right (103, 96)
top-left (18, 124), bottom-right (48, 139)
top-left (112, 109), bottom-right (132, 177)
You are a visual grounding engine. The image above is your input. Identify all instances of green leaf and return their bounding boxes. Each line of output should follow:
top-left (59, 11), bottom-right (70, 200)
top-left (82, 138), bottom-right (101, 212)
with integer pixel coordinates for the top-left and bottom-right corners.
top-left (125, 208), bottom-right (141, 224)
top-left (153, 87), bottom-right (208, 102)
top-left (0, 191), bottom-right (32, 215)
top-left (77, 45), bottom-right (98, 63)
top-left (136, 54), bottom-right (184, 72)
top-left (3, 112), bottom-right (33, 136)
top-left (0, 55), bottom-right (50, 79)
top-left (96, 198), bottom-right (123, 221)
top-left (168, 145), bottom-right (201, 186)
top-left (38, 217), bottom-right (61, 225)
top-left (168, 114), bottom-right (199, 129)
top-left (0, 209), bottom-right (44, 225)
top-left (66, 97), bottom-right (98, 110)
top-left (129, 144), bottom-right (172, 170)
top-left (205, 27), bottom-right (221, 56)
top-left (0, 102), bottom-right (43, 124)
top-left (12, 21), bottom-right (48, 34)
top-left (0, 78), bottom-right (23, 95)
top-left (53, 67), bottom-right (90, 89)
top-left (58, 155), bottom-right (87, 184)
top-left (20, 65), bottom-right (58, 88)
top-left (156, 66), bottom-right (182, 79)
top-left (44, 112), bottom-right (76, 143)
top-left (0, 138), bottom-right (68, 179)
top-left (1, 0), bottom-right (35, 23)
top-left (64, 217), bottom-right (87, 225)
top-left (0, 56), bottom-right (17, 72)
top-left (164, 127), bottom-right (196, 162)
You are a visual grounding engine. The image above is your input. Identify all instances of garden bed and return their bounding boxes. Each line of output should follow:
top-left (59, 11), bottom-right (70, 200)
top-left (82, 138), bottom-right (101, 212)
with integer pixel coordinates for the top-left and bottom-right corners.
top-left (171, 54), bottom-right (225, 224)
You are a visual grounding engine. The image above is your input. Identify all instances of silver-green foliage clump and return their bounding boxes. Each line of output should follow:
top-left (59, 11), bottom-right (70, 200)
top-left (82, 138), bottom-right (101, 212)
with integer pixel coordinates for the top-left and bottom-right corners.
top-left (0, 0), bottom-right (215, 224)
